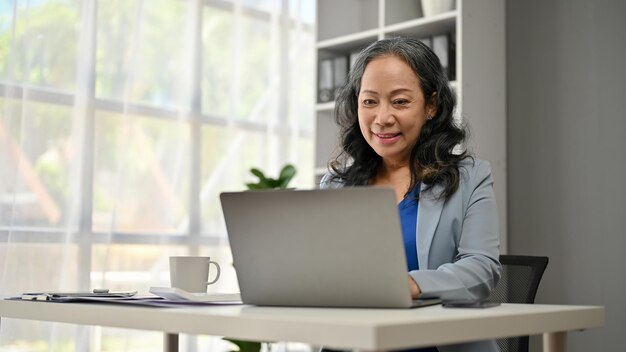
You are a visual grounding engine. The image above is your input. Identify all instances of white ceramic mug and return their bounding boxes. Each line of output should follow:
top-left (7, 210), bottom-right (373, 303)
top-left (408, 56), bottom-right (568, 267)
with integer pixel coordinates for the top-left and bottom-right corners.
top-left (169, 256), bottom-right (221, 293)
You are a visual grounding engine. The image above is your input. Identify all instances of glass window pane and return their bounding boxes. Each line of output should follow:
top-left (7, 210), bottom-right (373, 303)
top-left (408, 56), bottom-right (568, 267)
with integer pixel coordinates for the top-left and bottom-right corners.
top-left (96, 0), bottom-right (190, 109)
top-left (0, 242), bottom-right (78, 292)
top-left (200, 127), bottom-right (315, 236)
top-left (292, 136), bottom-right (315, 187)
top-left (0, 97), bottom-right (74, 228)
top-left (236, 16), bottom-right (271, 120)
top-left (93, 112), bottom-right (190, 233)
top-left (290, 0), bottom-right (316, 24)
top-left (0, 0), bottom-right (79, 91)
top-left (202, 10), bottom-right (274, 120)
top-left (91, 244), bottom-right (184, 292)
top-left (264, 133), bottom-right (314, 189)
top-left (242, 0), bottom-right (274, 13)
top-left (200, 127), bottom-right (266, 236)
top-left (202, 7), bottom-right (234, 116)
top-left (95, 0), bottom-right (140, 101)
top-left (0, 241), bottom-right (80, 350)
top-left (91, 243), bottom-right (238, 294)
top-left (289, 28), bottom-right (315, 127)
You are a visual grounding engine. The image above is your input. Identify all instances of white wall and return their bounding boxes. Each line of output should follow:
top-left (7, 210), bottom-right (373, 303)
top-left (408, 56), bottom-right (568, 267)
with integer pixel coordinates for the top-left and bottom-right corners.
top-left (507, 0), bottom-right (626, 351)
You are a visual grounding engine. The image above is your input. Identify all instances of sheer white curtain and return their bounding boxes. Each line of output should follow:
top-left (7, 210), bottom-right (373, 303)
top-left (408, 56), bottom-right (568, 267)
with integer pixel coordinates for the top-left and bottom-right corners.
top-left (0, 0), bottom-right (315, 350)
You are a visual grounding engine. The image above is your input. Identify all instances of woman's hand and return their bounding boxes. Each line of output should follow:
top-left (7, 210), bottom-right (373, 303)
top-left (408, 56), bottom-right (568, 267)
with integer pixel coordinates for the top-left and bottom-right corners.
top-left (408, 276), bottom-right (421, 299)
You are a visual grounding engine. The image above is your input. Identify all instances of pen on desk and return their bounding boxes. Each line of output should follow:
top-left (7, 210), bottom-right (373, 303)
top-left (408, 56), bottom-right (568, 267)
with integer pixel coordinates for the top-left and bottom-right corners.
top-left (21, 294), bottom-right (49, 301)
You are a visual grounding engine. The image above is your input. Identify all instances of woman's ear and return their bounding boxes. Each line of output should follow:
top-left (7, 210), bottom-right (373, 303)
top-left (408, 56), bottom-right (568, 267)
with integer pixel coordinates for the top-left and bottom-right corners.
top-left (426, 92), bottom-right (438, 118)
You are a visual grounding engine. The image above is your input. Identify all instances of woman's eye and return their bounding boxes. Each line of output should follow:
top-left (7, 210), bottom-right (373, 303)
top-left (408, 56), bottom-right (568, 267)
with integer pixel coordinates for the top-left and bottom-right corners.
top-left (393, 99), bottom-right (409, 105)
top-left (362, 99), bottom-right (376, 106)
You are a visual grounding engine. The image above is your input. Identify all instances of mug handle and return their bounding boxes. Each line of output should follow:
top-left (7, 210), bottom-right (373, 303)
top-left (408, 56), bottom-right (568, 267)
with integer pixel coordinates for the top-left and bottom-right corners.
top-left (206, 260), bottom-right (221, 285)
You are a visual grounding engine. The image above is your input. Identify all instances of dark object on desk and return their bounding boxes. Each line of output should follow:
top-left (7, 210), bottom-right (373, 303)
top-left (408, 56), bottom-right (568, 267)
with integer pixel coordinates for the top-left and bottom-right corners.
top-left (487, 255), bottom-right (549, 352)
top-left (442, 300), bottom-right (500, 308)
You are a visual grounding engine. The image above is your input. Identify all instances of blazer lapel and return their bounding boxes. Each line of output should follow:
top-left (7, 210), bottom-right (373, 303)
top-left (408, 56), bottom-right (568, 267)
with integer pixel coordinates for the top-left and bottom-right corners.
top-left (417, 183), bottom-right (444, 269)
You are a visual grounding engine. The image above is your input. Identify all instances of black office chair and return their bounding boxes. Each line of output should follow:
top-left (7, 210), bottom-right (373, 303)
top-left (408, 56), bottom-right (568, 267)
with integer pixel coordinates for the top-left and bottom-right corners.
top-left (487, 255), bottom-right (549, 352)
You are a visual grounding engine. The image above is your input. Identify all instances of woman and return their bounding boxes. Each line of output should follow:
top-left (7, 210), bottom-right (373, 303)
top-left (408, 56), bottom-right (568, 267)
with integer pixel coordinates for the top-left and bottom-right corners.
top-left (320, 37), bottom-right (501, 352)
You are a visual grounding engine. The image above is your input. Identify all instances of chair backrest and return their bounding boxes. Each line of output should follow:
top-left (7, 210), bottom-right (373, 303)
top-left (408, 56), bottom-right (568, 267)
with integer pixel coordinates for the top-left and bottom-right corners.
top-left (488, 255), bottom-right (549, 352)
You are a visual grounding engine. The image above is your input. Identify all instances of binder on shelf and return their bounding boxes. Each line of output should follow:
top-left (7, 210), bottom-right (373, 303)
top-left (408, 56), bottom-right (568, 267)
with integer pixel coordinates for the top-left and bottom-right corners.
top-left (318, 58), bottom-right (334, 103)
top-left (448, 32), bottom-right (456, 81)
top-left (432, 32), bottom-right (456, 81)
top-left (333, 56), bottom-right (348, 98)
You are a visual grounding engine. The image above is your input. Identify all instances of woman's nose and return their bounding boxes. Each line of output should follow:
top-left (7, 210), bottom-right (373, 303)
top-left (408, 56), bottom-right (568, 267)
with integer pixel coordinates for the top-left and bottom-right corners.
top-left (374, 103), bottom-right (395, 126)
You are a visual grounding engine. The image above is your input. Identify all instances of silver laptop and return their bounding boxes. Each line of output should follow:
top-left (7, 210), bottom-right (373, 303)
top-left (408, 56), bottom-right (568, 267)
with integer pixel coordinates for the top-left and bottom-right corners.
top-left (220, 187), bottom-right (441, 309)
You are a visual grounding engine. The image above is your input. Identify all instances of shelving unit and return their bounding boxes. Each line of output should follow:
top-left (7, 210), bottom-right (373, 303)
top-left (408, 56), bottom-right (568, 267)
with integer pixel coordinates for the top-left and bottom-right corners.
top-left (314, 0), bottom-right (507, 247)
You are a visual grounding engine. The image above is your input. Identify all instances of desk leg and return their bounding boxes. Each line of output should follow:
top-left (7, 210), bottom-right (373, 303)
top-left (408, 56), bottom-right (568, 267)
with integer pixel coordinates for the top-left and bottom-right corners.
top-left (543, 331), bottom-right (566, 352)
top-left (164, 333), bottom-right (179, 352)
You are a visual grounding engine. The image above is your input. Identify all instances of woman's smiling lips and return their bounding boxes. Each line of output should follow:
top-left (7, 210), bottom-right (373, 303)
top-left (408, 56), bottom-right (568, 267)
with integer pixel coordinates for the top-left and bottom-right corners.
top-left (374, 132), bottom-right (401, 144)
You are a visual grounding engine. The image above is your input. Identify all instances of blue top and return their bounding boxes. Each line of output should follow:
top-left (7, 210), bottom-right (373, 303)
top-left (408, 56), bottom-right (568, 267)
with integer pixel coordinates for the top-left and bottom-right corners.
top-left (398, 184), bottom-right (440, 352)
top-left (398, 185), bottom-right (440, 352)
top-left (398, 185), bottom-right (420, 271)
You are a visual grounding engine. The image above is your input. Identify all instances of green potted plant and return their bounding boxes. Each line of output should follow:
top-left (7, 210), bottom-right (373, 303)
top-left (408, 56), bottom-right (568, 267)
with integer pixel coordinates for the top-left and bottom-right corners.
top-left (245, 164), bottom-right (296, 190)
top-left (222, 339), bottom-right (262, 352)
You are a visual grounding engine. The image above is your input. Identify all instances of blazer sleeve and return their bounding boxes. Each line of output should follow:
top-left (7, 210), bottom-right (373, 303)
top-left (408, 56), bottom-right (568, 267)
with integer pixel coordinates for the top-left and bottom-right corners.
top-left (409, 160), bottom-right (501, 301)
top-left (319, 172), bottom-right (344, 189)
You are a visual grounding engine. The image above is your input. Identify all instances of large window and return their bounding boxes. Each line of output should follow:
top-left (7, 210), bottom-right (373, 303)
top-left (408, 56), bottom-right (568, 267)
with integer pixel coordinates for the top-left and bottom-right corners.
top-left (0, 0), bottom-right (315, 350)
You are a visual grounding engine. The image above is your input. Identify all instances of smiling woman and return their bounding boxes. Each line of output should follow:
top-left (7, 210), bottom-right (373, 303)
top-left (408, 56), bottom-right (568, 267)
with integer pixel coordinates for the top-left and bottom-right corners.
top-left (322, 37), bottom-right (501, 352)
top-left (357, 55), bottom-right (435, 190)
top-left (330, 37), bottom-right (464, 201)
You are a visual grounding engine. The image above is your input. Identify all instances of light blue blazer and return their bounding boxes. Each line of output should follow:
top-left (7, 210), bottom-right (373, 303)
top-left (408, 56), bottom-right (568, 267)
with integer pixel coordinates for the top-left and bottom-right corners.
top-left (321, 158), bottom-right (501, 352)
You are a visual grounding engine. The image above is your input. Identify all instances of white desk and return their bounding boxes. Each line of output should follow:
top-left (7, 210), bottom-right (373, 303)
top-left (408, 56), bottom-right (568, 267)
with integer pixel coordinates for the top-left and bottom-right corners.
top-left (0, 300), bottom-right (604, 352)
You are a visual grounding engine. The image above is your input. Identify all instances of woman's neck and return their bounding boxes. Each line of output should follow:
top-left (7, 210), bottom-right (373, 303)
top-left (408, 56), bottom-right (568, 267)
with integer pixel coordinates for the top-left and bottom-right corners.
top-left (371, 160), bottom-right (412, 203)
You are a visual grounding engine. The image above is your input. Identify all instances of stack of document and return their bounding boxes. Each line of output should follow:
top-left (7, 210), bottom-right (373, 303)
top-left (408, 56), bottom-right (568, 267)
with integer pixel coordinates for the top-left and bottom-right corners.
top-left (149, 287), bottom-right (241, 303)
top-left (11, 288), bottom-right (242, 307)
top-left (21, 290), bottom-right (137, 301)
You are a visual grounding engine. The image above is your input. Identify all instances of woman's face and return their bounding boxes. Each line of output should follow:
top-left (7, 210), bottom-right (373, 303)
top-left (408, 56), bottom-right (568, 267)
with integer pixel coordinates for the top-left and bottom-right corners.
top-left (357, 55), bottom-right (435, 165)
